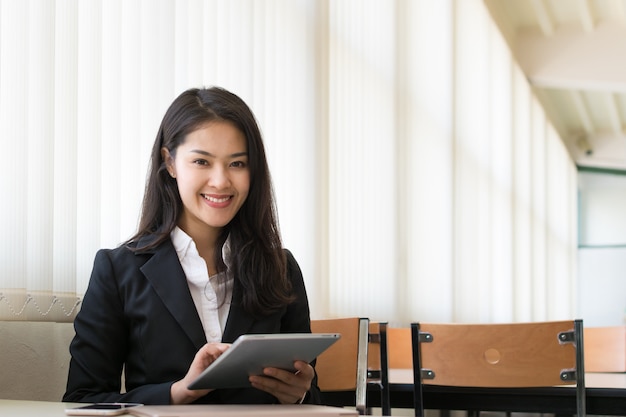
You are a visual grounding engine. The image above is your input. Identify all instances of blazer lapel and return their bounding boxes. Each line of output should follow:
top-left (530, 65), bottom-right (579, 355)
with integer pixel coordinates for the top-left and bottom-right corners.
top-left (221, 281), bottom-right (256, 343)
top-left (138, 237), bottom-right (207, 350)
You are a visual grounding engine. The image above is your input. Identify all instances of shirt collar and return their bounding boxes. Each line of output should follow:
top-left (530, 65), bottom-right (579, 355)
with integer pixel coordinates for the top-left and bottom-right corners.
top-left (170, 226), bottom-right (232, 270)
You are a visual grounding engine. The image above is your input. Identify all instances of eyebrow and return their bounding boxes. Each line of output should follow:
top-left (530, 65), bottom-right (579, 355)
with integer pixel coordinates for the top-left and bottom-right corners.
top-left (189, 149), bottom-right (248, 158)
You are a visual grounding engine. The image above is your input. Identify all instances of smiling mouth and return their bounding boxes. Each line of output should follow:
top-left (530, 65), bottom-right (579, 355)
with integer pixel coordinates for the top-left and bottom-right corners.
top-left (202, 194), bottom-right (231, 203)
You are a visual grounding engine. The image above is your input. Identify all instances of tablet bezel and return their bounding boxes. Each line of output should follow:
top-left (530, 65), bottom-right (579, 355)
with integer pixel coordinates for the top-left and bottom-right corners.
top-left (187, 333), bottom-right (341, 390)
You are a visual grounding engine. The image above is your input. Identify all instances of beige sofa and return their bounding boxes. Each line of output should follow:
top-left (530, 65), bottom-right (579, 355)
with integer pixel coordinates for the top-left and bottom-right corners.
top-left (0, 321), bottom-right (74, 401)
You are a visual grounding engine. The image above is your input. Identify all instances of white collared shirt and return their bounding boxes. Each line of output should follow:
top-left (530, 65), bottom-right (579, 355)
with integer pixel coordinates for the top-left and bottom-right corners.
top-left (170, 227), bottom-right (234, 343)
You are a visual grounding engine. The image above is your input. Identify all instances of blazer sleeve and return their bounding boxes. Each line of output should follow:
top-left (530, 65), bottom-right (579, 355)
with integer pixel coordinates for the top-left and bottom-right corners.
top-left (63, 249), bottom-right (173, 404)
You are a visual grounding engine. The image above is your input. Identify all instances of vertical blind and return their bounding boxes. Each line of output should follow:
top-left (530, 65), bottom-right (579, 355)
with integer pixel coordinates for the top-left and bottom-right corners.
top-left (0, 0), bottom-right (577, 324)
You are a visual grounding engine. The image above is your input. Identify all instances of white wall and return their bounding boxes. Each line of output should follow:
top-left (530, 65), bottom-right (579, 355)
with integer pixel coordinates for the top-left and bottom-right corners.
top-left (578, 247), bottom-right (626, 326)
top-left (577, 170), bottom-right (626, 326)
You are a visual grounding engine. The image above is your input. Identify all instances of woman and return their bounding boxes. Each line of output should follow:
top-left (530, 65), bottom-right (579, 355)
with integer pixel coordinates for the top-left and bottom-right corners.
top-left (63, 87), bottom-right (319, 405)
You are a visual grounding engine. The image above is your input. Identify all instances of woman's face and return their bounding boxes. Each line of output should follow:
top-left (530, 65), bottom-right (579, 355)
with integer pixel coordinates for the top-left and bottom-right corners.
top-left (162, 121), bottom-right (250, 239)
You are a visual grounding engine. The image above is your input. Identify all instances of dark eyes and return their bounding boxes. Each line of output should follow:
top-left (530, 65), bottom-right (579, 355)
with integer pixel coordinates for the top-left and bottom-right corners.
top-left (191, 159), bottom-right (247, 168)
top-left (230, 161), bottom-right (247, 168)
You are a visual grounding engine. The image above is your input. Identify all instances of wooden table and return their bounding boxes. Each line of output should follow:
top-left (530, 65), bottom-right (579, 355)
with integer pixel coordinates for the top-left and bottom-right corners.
top-left (0, 400), bottom-right (80, 417)
top-left (0, 400), bottom-right (358, 417)
top-left (387, 370), bottom-right (626, 415)
top-left (322, 371), bottom-right (626, 415)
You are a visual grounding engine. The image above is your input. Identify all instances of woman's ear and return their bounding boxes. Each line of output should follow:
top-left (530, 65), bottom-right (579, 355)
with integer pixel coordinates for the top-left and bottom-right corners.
top-left (161, 147), bottom-right (176, 178)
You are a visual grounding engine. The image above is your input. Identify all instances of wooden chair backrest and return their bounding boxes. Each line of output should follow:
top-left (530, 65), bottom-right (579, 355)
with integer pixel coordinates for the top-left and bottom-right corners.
top-left (584, 325), bottom-right (626, 372)
top-left (417, 321), bottom-right (579, 387)
top-left (311, 317), bottom-right (365, 392)
top-left (386, 327), bottom-right (412, 369)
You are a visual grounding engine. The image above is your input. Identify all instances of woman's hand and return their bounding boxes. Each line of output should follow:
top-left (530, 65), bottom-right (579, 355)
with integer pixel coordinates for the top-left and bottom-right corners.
top-left (248, 360), bottom-right (314, 404)
top-left (170, 343), bottom-right (230, 404)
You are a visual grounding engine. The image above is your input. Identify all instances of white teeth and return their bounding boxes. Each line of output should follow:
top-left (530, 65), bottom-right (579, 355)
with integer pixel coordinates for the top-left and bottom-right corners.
top-left (203, 195), bottom-right (230, 203)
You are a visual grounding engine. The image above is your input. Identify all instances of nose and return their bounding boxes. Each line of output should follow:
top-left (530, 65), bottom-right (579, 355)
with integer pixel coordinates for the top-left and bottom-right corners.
top-left (208, 164), bottom-right (231, 189)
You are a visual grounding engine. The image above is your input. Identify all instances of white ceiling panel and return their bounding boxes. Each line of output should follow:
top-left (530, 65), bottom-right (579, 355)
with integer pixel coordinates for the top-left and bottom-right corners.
top-left (485, 0), bottom-right (626, 171)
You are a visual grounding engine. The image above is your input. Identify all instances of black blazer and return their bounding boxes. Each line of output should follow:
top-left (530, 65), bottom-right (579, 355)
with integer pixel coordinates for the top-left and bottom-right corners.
top-left (63, 235), bottom-right (320, 405)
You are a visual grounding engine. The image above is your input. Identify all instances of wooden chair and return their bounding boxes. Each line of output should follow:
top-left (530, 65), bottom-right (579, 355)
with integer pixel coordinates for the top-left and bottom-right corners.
top-left (311, 318), bottom-right (390, 415)
top-left (410, 320), bottom-right (586, 417)
top-left (584, 325), bottom-right (626, 372)
top-left (311, 317), bottom-right (370, 415)
top-left (386, 326), bottom-right (412, 370)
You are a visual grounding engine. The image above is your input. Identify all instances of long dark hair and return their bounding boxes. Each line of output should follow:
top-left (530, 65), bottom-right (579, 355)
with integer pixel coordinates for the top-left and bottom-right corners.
top-left (128, 87), bottom-right (292, 316)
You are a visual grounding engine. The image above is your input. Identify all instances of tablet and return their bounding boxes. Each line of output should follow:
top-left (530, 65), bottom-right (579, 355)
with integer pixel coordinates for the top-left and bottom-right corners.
top-left (187, 333), bottom-right (341, 390)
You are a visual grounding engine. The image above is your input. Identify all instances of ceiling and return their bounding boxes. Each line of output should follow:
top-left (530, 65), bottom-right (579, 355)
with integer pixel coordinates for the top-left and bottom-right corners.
top-left (485, 0), bottom-right (626, 172)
